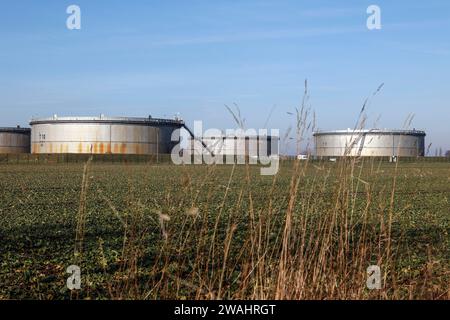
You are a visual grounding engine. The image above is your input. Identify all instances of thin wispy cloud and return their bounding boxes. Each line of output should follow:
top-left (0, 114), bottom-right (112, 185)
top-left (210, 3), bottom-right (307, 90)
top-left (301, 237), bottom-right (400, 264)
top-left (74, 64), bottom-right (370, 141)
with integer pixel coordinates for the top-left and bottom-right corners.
top-left (299, 7), bottom-right (360, 18)
top-left (148, 26), bottom-right (363, 47)
top-left (421, 48), bottom-right (450, 55)
top-left (383, 41), bottom-right (450, 56)
top-left (383, 19), bottom-right (450, 31)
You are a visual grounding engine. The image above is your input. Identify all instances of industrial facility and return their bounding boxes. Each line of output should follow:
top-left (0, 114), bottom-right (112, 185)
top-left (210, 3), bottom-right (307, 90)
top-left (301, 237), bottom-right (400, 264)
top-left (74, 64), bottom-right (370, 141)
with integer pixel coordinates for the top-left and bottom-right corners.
top-left (0, 127), bottom-right (31, 154)
top-left (313, 129), bottom-right (426, 157)
top-left (0, 115), bottom-right (428, 160)
top-left (29, 115), bottom-right (184, 155)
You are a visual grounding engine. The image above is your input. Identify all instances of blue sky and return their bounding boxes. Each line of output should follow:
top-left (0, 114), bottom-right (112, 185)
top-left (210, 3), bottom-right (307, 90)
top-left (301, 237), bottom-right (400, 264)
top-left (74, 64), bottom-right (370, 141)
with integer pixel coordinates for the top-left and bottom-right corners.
top-left (1, 0), bottom-right (449, 153)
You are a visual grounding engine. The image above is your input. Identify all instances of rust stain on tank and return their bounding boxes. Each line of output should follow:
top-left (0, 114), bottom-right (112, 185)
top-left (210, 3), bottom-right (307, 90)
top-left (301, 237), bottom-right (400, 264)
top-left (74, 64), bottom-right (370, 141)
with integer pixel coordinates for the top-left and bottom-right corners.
top-left (99, 143), bottom-right (105, 154)
top-left (106, 143), bottom-right (112, 154)
top-left (113, 144), bottom-right (119, 154)
top-left (121, 143), bottom-right (127, 154)
top-left (135, 144), bottom-right (142, 155)
top-left (93, 143), bottom-right (99, 154)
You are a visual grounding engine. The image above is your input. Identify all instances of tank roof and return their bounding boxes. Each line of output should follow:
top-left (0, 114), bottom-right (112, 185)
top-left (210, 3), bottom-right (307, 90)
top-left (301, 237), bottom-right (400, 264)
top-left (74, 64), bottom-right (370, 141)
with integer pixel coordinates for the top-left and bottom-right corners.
top-left (0, 127), bottom-right (31, 133)
top-left (30, 115), bottom-right (184, 126)
top-left (313, 129), bottom-right (426, 136)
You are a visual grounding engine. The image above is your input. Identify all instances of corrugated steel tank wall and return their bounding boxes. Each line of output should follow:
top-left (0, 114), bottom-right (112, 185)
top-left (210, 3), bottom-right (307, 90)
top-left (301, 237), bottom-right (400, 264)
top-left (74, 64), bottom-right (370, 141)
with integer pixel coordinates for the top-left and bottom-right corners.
top-left (314, 130), bottom-right (425, 157)
top-left (192, 136), bottom-right (279, 156)
top-left (30, 117), bottom-right (183, 155)
top-left (0, 128), bottom-right (31, 154)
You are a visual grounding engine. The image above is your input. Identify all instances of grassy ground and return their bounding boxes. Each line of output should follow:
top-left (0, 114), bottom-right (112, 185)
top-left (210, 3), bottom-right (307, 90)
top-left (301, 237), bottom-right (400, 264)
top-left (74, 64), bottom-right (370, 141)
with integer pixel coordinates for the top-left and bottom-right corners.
top-left (0, 159), bottom-right (448, 300)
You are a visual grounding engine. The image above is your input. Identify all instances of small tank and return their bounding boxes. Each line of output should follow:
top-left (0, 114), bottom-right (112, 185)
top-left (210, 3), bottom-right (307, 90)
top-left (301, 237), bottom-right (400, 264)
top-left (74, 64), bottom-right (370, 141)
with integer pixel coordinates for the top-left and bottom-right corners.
top-left (0, 127), bottom-right (31, 154)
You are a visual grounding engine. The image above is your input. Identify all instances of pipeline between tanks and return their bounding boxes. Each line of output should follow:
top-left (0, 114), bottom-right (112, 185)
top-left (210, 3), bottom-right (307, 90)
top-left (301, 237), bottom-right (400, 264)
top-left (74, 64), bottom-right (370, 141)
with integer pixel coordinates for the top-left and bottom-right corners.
top-left (181, 124), bottom-right (215, 157)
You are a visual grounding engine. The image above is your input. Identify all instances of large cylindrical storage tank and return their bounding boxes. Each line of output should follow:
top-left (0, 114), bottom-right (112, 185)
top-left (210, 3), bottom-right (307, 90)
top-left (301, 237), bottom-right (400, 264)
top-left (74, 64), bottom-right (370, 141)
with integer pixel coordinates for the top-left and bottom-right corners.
top-left (314, 129), bottom-right (425, 157)
top-left (0, 127), bottom-right (31, 154)
top-left (30, 116), bottom-right (184, 154)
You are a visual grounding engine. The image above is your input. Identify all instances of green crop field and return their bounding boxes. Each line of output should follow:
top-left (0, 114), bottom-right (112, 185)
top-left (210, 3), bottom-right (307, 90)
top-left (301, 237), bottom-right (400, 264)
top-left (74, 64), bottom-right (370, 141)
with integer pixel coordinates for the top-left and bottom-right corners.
top-left (0, 159), bottom-right (448, 300)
